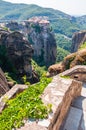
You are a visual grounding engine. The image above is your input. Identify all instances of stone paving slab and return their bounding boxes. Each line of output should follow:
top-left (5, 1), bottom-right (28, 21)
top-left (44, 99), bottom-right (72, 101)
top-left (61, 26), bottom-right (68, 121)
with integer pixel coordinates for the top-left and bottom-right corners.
top-left (80, 111), bottom-right (86, 130)
top-left (62, 106), bottom-right (83, 130)
top-left (72, 96), bottom-right (86, 111)
top-left (42, 75), bottom-right (73, 113)
top-left (17, 122), bottom-right (48, 130)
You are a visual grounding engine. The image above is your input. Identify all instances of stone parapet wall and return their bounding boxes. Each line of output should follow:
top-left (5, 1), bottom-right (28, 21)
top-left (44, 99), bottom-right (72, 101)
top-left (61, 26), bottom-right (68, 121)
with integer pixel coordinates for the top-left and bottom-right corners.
top-left (41, 75), bottom-right (82, 130)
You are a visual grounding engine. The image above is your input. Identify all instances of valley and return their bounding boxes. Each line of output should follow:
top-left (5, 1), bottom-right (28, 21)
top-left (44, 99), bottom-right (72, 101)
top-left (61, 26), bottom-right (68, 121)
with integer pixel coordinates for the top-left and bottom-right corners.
top-left (0, 0), bottom-right (86, 130)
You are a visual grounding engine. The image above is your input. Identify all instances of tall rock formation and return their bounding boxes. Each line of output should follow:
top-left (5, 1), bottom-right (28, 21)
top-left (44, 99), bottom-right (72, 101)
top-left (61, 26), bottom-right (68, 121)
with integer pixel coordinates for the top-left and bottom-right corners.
top-left (27, 17), bottom-right (57, 67)
top-left (0, 28), bottom-right (33, 80)
top-left (71, 30), bottom-right (86, 52)
top-left (5, 17), bottom-right (57, 67)
top-left (0, 68), bottom-right (9, 96)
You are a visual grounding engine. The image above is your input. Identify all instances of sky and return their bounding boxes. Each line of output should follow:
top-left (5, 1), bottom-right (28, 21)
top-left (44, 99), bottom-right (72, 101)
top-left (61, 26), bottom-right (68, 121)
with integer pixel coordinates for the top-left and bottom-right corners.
top-left (4, 0), bottom-right (86, 16)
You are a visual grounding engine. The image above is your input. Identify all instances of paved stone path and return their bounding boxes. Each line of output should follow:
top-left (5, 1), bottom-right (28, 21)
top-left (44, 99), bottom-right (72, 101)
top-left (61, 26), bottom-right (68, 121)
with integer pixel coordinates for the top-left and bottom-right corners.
top-left (61, 83), bottom-right (86, 130)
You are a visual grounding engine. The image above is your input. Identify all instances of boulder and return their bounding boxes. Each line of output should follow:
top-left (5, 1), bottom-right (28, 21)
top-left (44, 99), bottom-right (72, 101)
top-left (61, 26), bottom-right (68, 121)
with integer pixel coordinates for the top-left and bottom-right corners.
top-left (47, 49), bottom-right (86, 77)
top-left (47, 63), bottom-right (64, 77)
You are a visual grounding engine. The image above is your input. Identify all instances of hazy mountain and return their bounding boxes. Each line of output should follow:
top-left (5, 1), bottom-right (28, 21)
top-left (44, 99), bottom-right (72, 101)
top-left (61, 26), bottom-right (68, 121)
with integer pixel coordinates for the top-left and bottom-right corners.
top-left (0, 0), bottom-right (86, 53)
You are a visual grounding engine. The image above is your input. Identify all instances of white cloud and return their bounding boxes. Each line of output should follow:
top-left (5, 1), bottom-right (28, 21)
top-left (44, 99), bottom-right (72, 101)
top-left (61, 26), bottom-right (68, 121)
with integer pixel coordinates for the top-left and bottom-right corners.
top-left (4, 0), bottom-right (86, 16)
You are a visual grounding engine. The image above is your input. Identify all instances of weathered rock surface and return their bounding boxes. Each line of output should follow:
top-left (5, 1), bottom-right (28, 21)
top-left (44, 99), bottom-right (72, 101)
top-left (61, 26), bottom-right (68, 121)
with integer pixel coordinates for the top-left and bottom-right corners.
top-left (26, 17), bottom-right (57, 67)
top-left (5, 17), bottom-right (57, 67)
top-left (0, 68), bottom-right (9, 96)
top-left (61, 65), bottom-right (86, 82)
top-left (71, 30), bottom-right (86, 52)
top-left (48, 49), bottom-right (86, 77)
top-left (47, 63), bottom-right (64, 77)
top-left (0, 84), bottom-right (28, 113)
top-left (0, 28), bottom-right (33, 80)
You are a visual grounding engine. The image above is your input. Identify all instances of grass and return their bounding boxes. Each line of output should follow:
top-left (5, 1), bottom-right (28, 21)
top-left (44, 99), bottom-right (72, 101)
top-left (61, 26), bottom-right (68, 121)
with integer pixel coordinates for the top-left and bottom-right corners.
top-left (0, 77), bottom-right (52, 130)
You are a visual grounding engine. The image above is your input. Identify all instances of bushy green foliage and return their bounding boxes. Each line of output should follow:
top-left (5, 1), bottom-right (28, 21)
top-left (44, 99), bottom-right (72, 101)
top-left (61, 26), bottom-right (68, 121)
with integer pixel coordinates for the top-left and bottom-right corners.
top-left (51, 19), bottom-right (80, 37)
top-left (60, 75), bottom-right (70, 79)
top-left (79, 42), bottom-right (86, 50)
top-left (55, 33), bottom-right (72, 51)
top-left (0, 77), bottom-right (52, 130)
top-left (56, 47), bottom-right (70, 62)
top-left (5, 72), bottom-right (17, 84)
top-left (32, 59), bottom-right (46, 77)
top-left (22, 75), bottom-right (30, 85)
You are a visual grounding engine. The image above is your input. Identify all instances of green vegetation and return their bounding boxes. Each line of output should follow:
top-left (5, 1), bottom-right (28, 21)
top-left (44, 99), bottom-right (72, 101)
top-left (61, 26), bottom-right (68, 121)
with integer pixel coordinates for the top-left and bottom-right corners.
top-left (5, 72), bottom-right (17, 84)
top-left (79, 42), bottom-right (86, 50)
top-left (56, 47), bottom-right (70, 62)
top-left (60, 75), bottom-right (70, 79)
top-left (22, 75), bottom-right (31, 85)
top-left (65, 56), bottom-right (75, 70)
top-left (0, 77), bottom-right (52, 130)
top-left (32, 59), bottom-right (46, 77)
top-left (31, 23), bottom-right (41, 33)
top-left (0, 0), bottom-right (86, 39)
top-left (1, 0), bottom-right (86, 65)
top-left (55, 33), bottom-right (72, 51)
top-left (52, 19), bottom-right (80, 38)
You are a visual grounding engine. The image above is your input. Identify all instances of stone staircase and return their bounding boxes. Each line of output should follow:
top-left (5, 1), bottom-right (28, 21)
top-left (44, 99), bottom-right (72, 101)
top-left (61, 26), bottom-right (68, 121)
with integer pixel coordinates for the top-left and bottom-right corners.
top-left (60, 83), bottom-right (86, 130)
top-left (0, 67), bottom-right (86, 130)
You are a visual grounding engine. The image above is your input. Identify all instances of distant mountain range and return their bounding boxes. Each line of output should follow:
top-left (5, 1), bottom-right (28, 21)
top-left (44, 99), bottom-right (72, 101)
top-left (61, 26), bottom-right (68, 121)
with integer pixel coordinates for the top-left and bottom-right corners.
top-left (0, 0), bottom-right (86, 37)
top-left (0, 0), bottom-right (86, 55)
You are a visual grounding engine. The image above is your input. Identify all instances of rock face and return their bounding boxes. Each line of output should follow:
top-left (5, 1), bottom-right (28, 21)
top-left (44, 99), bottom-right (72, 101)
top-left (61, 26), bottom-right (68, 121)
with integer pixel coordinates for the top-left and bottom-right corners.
top-left (27, 17), bottom-right (57, 67)
top-left (71, 30), bottom-right (86, 52)
top-left (0, 28), bottom-right (33, 80)
top-left (48, 49), bottom-right (86, 77)
top-left (0, 68), bottom-right (9, 96)
top-left (5, 17), bottom-right (57, 67)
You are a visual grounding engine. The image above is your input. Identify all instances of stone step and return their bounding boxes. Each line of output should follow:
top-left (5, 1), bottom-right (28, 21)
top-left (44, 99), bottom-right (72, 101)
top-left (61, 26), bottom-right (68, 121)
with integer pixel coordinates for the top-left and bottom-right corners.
top-left (72, 96), bottom-right (86, 111)
top-left (62, 106), bottom-right (82, 130)
top-left (79, 111), bottom-right (86, 130)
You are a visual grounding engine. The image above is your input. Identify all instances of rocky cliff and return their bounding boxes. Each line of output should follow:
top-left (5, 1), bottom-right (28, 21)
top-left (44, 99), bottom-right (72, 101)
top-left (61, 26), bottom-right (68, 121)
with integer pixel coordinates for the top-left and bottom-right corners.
top-left (5, 17), bottom-right (57, 67)
top-left (0, 68), bottom-right (9, 96)
top-left (26, 17), bottom-right (57, 67)
top-left (71, 30), bottom-right (86, 52)
top-left (0, 28), bottom-right (33, 81)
